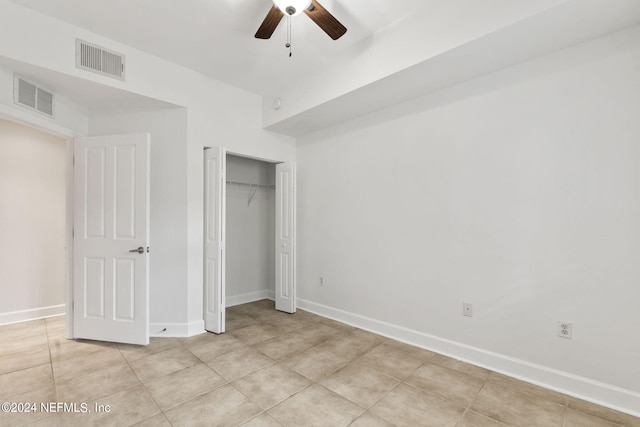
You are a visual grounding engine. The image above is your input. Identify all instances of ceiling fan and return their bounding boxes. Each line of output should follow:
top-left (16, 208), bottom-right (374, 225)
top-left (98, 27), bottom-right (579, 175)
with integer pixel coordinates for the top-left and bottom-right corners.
top-left (255, 0), bottom-right (347, 41)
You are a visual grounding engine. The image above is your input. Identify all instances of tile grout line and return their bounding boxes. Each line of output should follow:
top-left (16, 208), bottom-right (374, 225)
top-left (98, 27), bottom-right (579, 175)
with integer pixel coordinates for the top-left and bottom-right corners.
top-left (43, 319), bottom-right (57, 397)
top-left (151, 344), bottom-right (241, 424)
top-left (144, 340), bottom-right (277, 424)
top-left (361, 354), bottom-right (429, 410)
top-left (44, 318), bottom-right (60, 426)
top-left (455, 379), bottom-right (488, 426)
top-left (356, 347), bottom-right (427, 416)
top-left (365, 380), bottom-right (404, 424)
top-left (227, 377), bottom-right (298, 425)
top-left (115, 343), bottom-right (166, 427)
top-left (561, 392), bottom-right (571, 427)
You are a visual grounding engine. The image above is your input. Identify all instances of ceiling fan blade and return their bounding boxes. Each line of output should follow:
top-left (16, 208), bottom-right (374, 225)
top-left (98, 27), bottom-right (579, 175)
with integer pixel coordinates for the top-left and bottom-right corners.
top-left (255, 6), bottom-right (284, 39)
top-left (304, 0), bottom-right (347, 40)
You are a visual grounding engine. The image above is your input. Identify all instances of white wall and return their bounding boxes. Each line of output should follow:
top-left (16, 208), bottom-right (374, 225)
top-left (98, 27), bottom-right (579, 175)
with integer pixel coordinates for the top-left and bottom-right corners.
top-left (225, 155), bottom-right (275, 305)
top-left (296, 26), bottom-right (640, 414)
top-left (0, 118), bottom-right (66, 323)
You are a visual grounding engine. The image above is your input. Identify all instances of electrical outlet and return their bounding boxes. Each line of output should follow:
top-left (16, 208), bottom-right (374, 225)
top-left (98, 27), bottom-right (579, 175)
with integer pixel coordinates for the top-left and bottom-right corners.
top-left (463, 303), bottom-right (473, 317)
top-left (319, 276), bottom-right (325, 286)
top-left (558, 321), bottom-right (572, 339)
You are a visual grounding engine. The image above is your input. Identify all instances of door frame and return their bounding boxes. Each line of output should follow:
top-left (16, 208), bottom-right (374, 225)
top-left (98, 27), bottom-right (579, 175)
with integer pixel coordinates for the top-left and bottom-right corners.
top-left (65, 138), bottom-right (75, 339)
top-left (0, 106), bottom-right (81, 338)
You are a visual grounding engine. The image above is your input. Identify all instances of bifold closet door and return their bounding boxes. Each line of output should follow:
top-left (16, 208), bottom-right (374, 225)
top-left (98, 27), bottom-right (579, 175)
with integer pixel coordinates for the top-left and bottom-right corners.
top-left (275, 162), bottom-right (296, 313)
top-left (204, 147), bottom-right (226, 333)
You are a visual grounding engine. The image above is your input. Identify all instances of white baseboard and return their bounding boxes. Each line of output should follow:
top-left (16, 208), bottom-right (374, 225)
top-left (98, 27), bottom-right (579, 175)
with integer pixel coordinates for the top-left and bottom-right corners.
top-left (0, 304), bottom-right (66, 326)
top-left (297, 298), bottom-right (640, 418)
top-left (226, 290), bottom-right (275, 307)
top-left (148, 290), bottom-right (277, 339)
top-left (149, 320), bottom-right (205, 338)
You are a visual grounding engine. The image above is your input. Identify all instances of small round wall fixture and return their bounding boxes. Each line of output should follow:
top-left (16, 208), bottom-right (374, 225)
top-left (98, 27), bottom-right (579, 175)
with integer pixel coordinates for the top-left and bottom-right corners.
top-left (272, 0), bottom-right (312, 16)
top-left (272, 98), bottom-right (282, 110)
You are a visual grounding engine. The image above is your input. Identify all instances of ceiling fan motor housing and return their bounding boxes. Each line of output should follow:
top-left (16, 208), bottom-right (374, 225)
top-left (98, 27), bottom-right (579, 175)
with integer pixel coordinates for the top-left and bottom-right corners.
top-left (273, 0), bottom-right (312, 17)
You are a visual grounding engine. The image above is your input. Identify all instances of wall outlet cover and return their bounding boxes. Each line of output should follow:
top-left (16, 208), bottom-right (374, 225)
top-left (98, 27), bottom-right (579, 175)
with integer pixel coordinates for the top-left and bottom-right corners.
top-left (558, 321), bottom-right (573, 339)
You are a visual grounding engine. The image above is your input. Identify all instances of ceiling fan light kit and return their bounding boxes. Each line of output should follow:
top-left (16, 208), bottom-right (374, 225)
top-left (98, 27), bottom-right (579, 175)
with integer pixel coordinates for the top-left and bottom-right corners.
top-left (272, 0), bottom-right (312, 17)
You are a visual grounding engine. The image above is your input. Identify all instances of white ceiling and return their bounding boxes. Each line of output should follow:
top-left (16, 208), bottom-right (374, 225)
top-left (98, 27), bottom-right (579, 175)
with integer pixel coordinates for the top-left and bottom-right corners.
top-left (5, 0), bottom-right (640, 135)
top-left (8, 0), bottom-right (426, 97)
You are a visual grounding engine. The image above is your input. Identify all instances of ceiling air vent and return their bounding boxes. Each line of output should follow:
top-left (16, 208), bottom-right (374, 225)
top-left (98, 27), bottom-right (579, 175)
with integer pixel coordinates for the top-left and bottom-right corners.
top-left (13, 75), bottom-right (55, 118)
top-left (75, 39), bottom-right (126, 81)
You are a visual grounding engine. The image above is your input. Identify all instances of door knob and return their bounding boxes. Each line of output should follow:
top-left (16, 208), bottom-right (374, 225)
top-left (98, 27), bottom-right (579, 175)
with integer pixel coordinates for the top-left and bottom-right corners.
top-left (129, 247), bottom-right (145, 254)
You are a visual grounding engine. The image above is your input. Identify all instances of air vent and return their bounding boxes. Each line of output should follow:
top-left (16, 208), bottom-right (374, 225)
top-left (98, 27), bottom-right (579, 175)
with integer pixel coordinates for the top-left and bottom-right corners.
top-left (75, 39), bottom-right (126, 81)
top-left (13, 75), bottom-right (55, 118)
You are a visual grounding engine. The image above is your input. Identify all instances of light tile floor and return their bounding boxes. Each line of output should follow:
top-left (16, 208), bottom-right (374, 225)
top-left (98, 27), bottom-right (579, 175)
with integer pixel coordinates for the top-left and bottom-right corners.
top-left (1, 300), bottom-right (639, 426)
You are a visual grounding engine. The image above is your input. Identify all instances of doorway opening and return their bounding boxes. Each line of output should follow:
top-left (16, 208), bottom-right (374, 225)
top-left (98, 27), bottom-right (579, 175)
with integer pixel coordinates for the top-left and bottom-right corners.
top-left (203, 148), bottom-right (296, 334)
top-left (0, 115), bottom-right (152, 345)
top-left (225, 154), bottom-right (276, 307)
top-left (0, 118), bottom-right (68, 326)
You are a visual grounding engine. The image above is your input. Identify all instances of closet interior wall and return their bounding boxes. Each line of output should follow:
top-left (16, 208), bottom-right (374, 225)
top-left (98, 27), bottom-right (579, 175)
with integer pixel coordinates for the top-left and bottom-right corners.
top-left (225, 154), bottom-right (276, 306)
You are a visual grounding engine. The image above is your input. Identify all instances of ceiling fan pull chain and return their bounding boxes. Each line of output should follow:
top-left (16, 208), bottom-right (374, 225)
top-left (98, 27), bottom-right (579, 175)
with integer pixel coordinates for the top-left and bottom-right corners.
top-left (286, 15), bottom-right (293, 57)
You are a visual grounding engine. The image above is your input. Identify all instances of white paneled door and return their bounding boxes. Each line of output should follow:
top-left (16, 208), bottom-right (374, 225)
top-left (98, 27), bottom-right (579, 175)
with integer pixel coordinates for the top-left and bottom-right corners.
top-left (204, 147), bottom-right (225, 334)
top-left (275, 162), bottom-right (296, 313)
top-left (73, 134), bottom-right (150, 345)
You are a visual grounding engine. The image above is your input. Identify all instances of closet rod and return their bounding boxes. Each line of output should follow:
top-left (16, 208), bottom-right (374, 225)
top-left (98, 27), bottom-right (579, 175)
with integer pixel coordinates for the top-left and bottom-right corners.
top-left (226, 180), bottom-right (275, 189)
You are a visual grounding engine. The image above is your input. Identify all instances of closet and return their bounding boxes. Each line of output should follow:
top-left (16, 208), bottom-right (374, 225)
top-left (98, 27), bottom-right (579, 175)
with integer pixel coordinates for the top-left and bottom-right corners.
top-left (225, 154), bottom-right (276, 306)
top-left (204, 148), bottom-right (295, 333)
